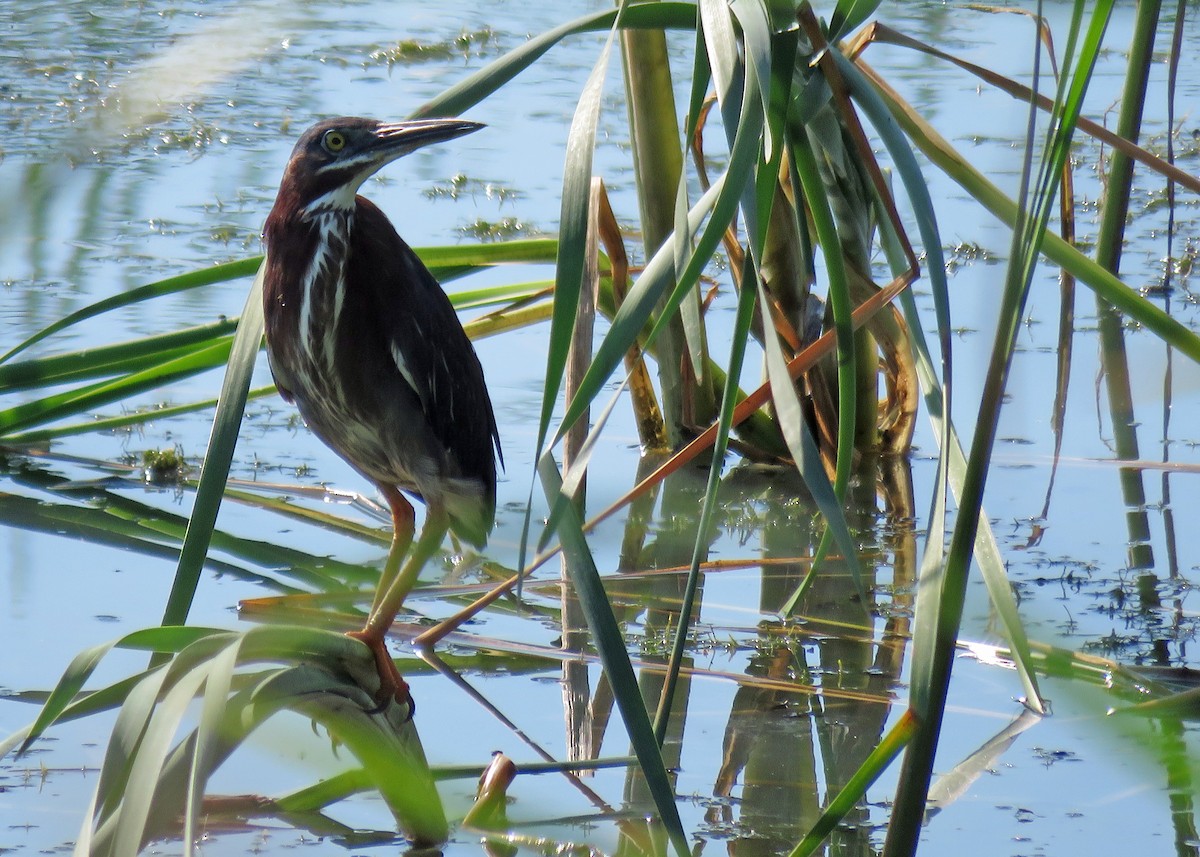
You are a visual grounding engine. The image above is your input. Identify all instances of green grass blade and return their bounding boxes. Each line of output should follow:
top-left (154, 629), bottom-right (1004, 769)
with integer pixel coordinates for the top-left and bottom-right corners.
top-left (0, 338), bottom-right (232, 438)
top-left (115, 626), bottom-right (232, 654)
top-left (932, 0), bottom-right (1112, 710)
top-left (0, 319), bottom-right (237, 393)
top-left (74, 770), bottom-right (100, 857)
top-left (536, 377), bottom-right (628, 553)
top-left (3, 385), bottom-right (276, 445)
top-left (288, 672), bottom-right (447, 843)
top-left (877, 225), bottom-right (1045, 711)
top-left (93, 631), bottom-right (242, 847)
top-left (555, 66), bottom-right (763, 445)
top-left (551, 174), bottom-right (718, 444)
top-left (515, 7), bottom-right (622, 582)
top-left (447, 279), bottom-right (553, 311)
top-left (885, 5), bottom-right (1114, 852)
top-left (674, 25), bottom-right (714, 388)
top-left (0, 486), bottom-right (349, 593)
top-left (5, 626), bottom-right (224, 759)
top-left (834, 48), bottom-right (957, 613)
top-left (274, 768), bottom-right (374, 812)
top-left (864, 53), bottom-right (1200, 365)
top-left (183, 637), bottom-right (241, 855)
top-left (621, 4), bottom-right (686, 257)
top-left (756, 279), bottom-right (866, 596)
top-left (111, 663), bottom-right (212, 856)
top-left (417, 237), bottom-right (558, 268)
top-left (789, 709), bottom-right (916, 857)
top-left (0, 257), bottom-right (260, 367)
top-left (791, 135), bottom-right (856, 501)
top-left (0, 238), bottom-right (541, 405)
top-left (158, 262), bottom-right (265, 630)
top-left (658, 253), bottom-right (758, 742)
top-left (90, 660), bottom-right (174, 828)
top-left (833, 44), bottom-right (953, 446)
top-left (86, 667), bottom-right (279, 853)
top-left (622, 2), bottom-right (706, 436)
top-left (700, 0), bottom-right (740, 110)
top-left (655, 3), bottom-right (787, 734)
top-left (828, 0), bottom-right (883, 41)
top-left (731, 0), bottom-right (773, 140)
top-left (16, 638), bottom-right (123, 756)
top-left (536, 7), bottom-right (620, 456)
top-left (537, 455), bottom-right (689, 857)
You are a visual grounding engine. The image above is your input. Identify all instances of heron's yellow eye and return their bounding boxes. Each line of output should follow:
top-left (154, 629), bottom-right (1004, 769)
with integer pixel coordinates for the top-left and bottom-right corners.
top-left (322, 130), bottom-right (347, 153)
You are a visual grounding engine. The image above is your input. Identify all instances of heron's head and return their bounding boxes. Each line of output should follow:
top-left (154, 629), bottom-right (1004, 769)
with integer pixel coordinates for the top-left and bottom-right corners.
top-left (276, 116), bottom-right (484, 217)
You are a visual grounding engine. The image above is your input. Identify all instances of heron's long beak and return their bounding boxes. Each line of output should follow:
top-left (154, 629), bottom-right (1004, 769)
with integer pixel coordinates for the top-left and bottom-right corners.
top-left (371, 119), bottom-right (485, 162)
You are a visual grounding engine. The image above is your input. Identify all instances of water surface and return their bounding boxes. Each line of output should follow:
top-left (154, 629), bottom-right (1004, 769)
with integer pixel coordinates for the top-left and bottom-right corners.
top-left (3, 2), bottom-right (1200, 855)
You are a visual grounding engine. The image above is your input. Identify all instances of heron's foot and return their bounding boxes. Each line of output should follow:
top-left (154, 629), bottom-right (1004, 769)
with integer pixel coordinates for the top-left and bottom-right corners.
top-left (346, 629), bottom-right (415, 721)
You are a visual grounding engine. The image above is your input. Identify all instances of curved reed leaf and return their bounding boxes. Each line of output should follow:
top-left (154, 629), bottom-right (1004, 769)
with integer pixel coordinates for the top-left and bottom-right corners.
top-left (92, 632), bottom-right (244, 830)
top-left (873, 206), bottom-right (1045, 712)
top-left (76, 627), bottom-right (446, 851)
top-left (417, 238), bottom-right (558, 268)
top-left (13, 639), bottom-right (123, 757)
top-left (289, 669), bottom-right (446, 845)
top-left (700, 0), bottom-right (740, 110)
top-left (414, 3), bottom-right (698, 120)
top-left (0, 244), bottom-right (551, 445)
top-left (548, 172), bottom-right (702, 443)
top-left (1, 238), bottom-right (547, 384)
top-left (87, 660), bottom-right (174, 845)
top-left (0, 630), bottom-right (225, 763)
top-left (1, 386), bottom-right (276, 445)
top-left (674, 20), bottom-right (714, 388)
top-left (8, 626), bottom-right (226, 758)
top-left (110, 665), bottom-right (210, 856)
top-left (731, 0), bottom-right (773, 132)
top-left (553, 110), bottom-right (750, 444)
top-left (832, 49), bottom-right (951, 375)
top-left (512, 4), bottom-right (622, 584)
top-left (658, 2), bottom-right (785, 734)
top-left (115, 625), bottom-right (232, 654)
top-left (833, 47), bottom-right (956, 576)
top-left (536, 377), bottom-right (628, 553)
top-left (183, 637), bottom-right (240, 854)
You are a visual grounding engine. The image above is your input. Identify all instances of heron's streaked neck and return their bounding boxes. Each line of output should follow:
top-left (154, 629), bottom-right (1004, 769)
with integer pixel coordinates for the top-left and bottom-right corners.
top-left (301, 182), bottom-right (363, 218)
top-left (294, 208), bottom-right (351, 372)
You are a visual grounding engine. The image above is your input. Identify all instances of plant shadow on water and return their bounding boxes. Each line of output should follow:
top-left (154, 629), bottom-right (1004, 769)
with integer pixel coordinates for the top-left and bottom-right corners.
top-left (5, 1), bottom-right (1200, 856)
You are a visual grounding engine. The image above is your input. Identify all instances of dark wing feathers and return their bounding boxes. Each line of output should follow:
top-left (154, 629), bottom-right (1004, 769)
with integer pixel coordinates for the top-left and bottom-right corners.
top-left (349, 198), bottom-right (502, 493)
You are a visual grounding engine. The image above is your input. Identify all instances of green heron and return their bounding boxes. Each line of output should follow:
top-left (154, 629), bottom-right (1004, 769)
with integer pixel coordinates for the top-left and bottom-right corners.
top-left (263, 117), bottom-right (502, 716)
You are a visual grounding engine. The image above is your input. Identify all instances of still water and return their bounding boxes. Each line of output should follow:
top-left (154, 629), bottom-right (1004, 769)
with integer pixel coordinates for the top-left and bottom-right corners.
top-left (3, 1), bottom-right (1200, 855)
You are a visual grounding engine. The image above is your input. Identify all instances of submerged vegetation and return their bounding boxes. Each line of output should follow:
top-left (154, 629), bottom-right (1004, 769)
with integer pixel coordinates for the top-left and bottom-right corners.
top-left (3, 1), bottom-right (1200, 855)
top-left (368, 28), bottom-right (501, 67)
